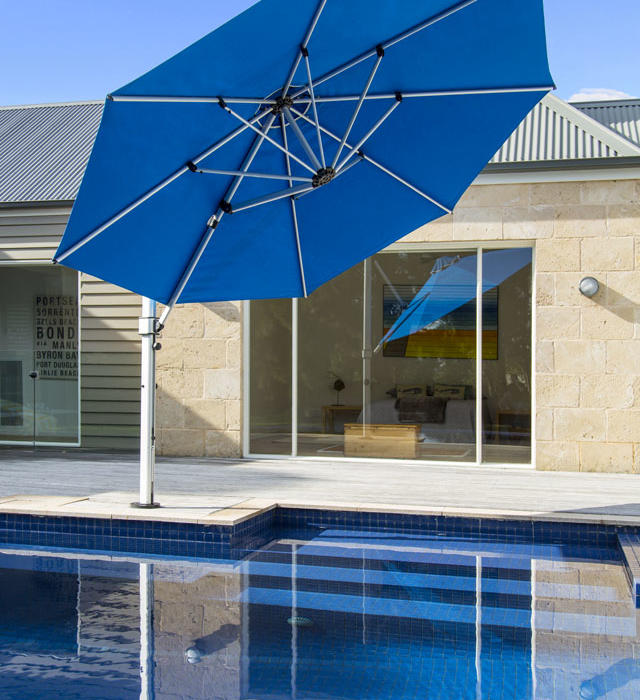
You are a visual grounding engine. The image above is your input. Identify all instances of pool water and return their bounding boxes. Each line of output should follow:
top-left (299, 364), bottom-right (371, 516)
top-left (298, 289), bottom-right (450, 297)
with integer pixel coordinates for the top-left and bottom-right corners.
top-left (0, 523), bottom-right (639, 699)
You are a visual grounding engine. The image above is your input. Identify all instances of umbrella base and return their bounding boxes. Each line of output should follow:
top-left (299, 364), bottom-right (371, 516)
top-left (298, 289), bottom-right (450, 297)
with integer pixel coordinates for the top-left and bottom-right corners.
top-left (130, 502), bottom-right (161, 509)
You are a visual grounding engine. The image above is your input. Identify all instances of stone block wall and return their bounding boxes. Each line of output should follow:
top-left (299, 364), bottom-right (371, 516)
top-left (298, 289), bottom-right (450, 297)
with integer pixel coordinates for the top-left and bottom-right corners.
top-left (155, 301), bottom-right (242, 458)
top-left (402, 179), bottom-right (640, 472)
top-left (152, 179), bottom-right (639, 471)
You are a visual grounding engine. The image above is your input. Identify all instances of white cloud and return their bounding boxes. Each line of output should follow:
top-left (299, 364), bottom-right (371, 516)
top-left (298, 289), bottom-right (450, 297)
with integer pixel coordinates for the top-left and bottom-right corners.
top-left (568, 88), bottom-right (637, 103)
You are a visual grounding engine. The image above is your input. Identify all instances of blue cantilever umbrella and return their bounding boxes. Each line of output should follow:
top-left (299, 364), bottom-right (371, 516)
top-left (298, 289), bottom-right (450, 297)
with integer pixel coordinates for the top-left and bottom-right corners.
top-left (378, 248), bottom-right (533, 349)
top-left (53, 0), bottom-right (553, 504)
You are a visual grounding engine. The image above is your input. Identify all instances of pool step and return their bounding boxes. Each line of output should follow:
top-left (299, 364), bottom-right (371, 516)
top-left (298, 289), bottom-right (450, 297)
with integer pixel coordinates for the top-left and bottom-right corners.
top-left (241, 531), bottom-right (636, 637)
top-left (244, 585), bottom-right (637, 637)
top-left (243, 558), bottom-right (624, 604)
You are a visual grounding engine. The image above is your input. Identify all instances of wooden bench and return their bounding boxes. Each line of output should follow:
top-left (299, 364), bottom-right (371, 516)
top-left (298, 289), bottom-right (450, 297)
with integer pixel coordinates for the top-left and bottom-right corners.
top-left (343, 423), bottom-right (420, 459)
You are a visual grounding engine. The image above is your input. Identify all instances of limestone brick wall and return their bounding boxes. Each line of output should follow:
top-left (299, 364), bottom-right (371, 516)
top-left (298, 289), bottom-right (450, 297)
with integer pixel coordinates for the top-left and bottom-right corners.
top-left (402, 179), bottom-right (640, 472)
top-left (155, 301), bottom-right (242, 458)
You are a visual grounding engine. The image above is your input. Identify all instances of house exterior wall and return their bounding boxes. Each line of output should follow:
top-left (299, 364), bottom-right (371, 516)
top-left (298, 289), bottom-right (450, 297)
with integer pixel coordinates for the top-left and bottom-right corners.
top-left (404, 179), bottom-right (640, 472)
top-left (2, 178), bottom-right (638, 472)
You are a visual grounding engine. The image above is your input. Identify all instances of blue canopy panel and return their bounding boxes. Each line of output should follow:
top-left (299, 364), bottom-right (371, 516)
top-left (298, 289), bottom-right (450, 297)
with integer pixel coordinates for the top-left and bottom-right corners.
top-left (56, 0), bottom-right (552, 304)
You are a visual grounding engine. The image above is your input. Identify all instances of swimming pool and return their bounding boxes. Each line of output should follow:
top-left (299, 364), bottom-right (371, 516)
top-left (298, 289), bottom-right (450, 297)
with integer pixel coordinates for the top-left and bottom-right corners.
top-left (0, 509), bottom-right (639, 699)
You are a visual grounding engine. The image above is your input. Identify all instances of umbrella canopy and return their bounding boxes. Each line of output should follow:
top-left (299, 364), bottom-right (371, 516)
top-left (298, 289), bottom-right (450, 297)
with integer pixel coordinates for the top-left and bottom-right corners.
top-left (54, 0), bottom-right (553, 312)
top-left (379, 248), bottom-right (533, 347)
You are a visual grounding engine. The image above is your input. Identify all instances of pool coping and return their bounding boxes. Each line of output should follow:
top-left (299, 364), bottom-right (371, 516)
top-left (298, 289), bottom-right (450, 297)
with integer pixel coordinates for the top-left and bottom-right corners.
top-left (2, 494), bottom-right (640, 527)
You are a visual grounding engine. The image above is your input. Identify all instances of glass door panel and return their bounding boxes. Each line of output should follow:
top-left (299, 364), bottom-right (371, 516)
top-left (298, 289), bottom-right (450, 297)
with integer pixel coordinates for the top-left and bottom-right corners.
top-left (482, 248), bottom-right (533, 464)
top-left (297, 262), bottom-right (363, 457)
top-left (370, 251), bottom-right (477, 462)
top-left (0, 266), bottom-right (79, 444)
top-left (249, 299), bottom-right (292, 455)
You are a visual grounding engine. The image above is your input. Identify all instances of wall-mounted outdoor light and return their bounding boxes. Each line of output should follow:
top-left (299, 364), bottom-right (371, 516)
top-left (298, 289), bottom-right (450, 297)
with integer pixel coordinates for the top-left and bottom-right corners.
top-left (579, 276), bottom-right (599, 298)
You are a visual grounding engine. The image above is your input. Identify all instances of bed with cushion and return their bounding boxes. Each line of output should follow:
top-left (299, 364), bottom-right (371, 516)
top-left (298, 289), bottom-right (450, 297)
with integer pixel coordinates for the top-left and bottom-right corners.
top-left (357, 394), bottom-right (489, 444)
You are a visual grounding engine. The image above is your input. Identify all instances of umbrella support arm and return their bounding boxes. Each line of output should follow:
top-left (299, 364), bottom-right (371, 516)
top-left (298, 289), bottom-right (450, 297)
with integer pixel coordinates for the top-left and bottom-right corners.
top-left (290, 106), bottom-right (451, 214)
top-left (133, 297), bottom-right (160, 508)
top-left (332, 48), bottom-right (384, 169)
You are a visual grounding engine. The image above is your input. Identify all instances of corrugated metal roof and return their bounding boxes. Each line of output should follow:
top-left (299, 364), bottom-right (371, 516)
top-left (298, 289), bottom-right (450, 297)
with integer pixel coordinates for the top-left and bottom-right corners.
top-left (491, 93), bottom-right (640, 164)
top-left (571, 98), bottom-right (640, 148)
top-left (0, 101), bottom-right (102, 203)
top-left (1, 95), bottom-right (639, 206)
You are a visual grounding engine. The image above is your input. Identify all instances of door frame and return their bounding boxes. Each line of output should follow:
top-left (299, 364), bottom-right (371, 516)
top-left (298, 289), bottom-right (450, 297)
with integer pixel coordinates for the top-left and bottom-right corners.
top-left (0, 260), bottom-right (81, 447)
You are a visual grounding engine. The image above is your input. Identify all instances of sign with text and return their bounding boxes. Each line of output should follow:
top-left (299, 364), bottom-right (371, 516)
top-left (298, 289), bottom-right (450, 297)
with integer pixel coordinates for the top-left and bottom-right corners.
top-left (34, 295), bottom-right (78, 379)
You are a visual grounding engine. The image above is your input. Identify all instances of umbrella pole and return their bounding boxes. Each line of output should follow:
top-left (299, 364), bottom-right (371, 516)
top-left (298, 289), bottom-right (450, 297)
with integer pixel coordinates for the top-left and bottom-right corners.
top-left (133, 297), bottom-right (160, 508)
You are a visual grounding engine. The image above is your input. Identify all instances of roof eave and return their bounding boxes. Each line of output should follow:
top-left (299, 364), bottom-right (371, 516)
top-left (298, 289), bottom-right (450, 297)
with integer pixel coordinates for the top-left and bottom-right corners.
top-left (482, 155), bottom-right (640, 173)
top-left (0, 199), bottom-right (75, 209)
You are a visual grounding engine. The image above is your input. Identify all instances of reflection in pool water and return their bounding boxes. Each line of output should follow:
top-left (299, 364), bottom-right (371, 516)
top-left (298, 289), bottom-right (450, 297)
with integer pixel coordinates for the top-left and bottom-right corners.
top-left (0, 525), bottom-right (639, 699)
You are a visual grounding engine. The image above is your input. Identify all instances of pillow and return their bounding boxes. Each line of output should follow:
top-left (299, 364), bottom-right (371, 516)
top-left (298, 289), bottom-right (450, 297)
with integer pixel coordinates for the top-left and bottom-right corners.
top-left (396, 397), bottom-right (447, 424)
top-left (397, 384), bottom-right (426, 398)
top-left (433, 383), bottom-right (467, 400)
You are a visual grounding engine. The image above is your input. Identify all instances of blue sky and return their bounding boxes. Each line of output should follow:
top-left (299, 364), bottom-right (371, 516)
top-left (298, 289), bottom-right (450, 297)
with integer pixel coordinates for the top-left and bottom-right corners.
top-left (2, 0), bottom-right (638, 106)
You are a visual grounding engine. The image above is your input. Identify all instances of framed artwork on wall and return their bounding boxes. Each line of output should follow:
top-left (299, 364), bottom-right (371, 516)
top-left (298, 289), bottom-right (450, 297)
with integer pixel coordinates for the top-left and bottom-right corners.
top-left (382, 284), bottom-right (498, 359)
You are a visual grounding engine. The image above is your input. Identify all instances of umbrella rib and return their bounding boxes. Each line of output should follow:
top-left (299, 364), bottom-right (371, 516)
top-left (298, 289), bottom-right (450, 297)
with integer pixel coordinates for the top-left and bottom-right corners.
top-left (302, 51), bottom-right (326, 168)
top-left (290, 106), bottom-right (452, 214)
top-left (108, 84), bottom-right (553, 106)
top-left (108, 95), bottom-right (273, 105)
top-left (196, 167), bottom-right (313, 183)
top-left (55, 106), bottom-right (273, 263)
top-left (291, 0), bottom-right (477, 100)
top-left (281, 115), bottom-right (308, 297)
top-left (158, 114), bottom-right (278, 324)
top-left (332, 49), bottom-right (384, 169)
top-left (297, 86), bottom-right (555, 103)
top-left (220, 100), bottom-right (317, 175)
top-left (282, 0), bottom-right (328, 97)
top-left (335, 97), bottom-right (401, 172)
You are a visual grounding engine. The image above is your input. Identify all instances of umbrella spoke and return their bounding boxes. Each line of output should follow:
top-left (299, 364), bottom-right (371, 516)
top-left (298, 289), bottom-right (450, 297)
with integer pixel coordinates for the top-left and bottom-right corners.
top-left (290, 106), bottom-right (451, 214)
top-left (222, 112), bottom-right (278, 205)
top-left (220, 99), bottom-right (318, 175)
top-left (281, 115), bottom-right (308, 297)
top-left (195, 167), bottom-right (312, 183)
top-left (302, 51), bottom-right (326, 168)
top-left (332, 47), bottom-right (384, 169)
top-left (232, 184), bottom-right (314, 213)
top-left (282, 106), bottom-right (322, 171)
top-left (336, 96), bottom-right (402, 172)
top-left (291, 0), bottom-right (477, 100)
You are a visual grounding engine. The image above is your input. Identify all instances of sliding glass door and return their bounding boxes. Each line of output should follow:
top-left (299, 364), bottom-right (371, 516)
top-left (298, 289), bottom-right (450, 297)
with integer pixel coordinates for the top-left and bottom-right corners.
top-left (0, 265), bottom-right (79, 445)
top-left (248, 246), bottom-right (532, 465)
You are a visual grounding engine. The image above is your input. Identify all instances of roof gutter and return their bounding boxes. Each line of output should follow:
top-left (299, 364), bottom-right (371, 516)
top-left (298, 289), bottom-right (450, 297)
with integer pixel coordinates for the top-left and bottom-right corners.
top-left (476, 156), bottom-right (640, 184)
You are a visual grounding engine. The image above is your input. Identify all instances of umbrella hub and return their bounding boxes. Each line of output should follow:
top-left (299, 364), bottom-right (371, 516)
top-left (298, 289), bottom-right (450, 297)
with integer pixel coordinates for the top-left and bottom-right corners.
top-left (312, 167), bottom-right (335, 188)
top-left (271, 95), bottom-right (295, 115)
